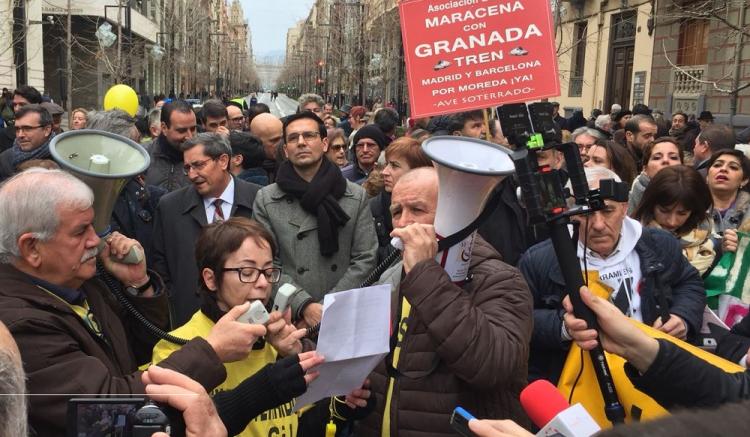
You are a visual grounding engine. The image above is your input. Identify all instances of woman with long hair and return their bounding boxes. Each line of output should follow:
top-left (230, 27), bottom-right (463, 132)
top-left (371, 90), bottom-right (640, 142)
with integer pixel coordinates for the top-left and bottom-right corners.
top-left (628, 137), bottom-right (684, 214)
top-left (705, 149), bottom-right (750, 254)
top-left (584, 140), bottom-right (637, 187)
top-left (633, 165), bottom-right (716, 275)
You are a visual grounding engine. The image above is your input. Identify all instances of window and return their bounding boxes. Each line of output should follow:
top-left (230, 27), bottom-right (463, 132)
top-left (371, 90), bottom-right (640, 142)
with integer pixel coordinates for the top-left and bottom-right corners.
top-left (677, 19), bottom-right (709, 66)
top-left (568, 21), bottom-right (587, 97)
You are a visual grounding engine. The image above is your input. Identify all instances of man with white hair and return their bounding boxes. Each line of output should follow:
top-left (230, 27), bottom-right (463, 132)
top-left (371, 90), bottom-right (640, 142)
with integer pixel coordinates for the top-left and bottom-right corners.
top-left (0, 169), bottom-right (265, 435)
top-left (357, 167), bottom-right (533, 436)
top-left (594, 114), bottom-right (613, 136)
top-left (518, 166), bottom-right (705, 384)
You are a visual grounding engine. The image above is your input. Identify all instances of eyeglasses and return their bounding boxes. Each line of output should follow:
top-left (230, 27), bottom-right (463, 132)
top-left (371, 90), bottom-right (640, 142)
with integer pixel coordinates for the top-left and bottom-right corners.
top-left (230, 116), bottom-right (245, 122)
top-left (329, 144), bottom-right (346, 151)
top-left (355, 141), bottom-right (379, 149)
top-left (286, 131), bottom-right (321, 144)
top-left (182, 157), bottom-right (216, 175)
top-left (222, 266), bottom-right (282, 284)
top-left (14, 125), bottom-right (45, 134)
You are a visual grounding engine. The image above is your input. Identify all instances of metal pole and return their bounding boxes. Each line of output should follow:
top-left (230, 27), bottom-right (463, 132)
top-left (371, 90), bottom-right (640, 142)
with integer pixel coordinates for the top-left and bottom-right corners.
top-left (66, 0), bottom-right (72, 125)
top-left (117, 0), bottom-right (122, 82)
top-left (730, 0), bottom-right (747, 127)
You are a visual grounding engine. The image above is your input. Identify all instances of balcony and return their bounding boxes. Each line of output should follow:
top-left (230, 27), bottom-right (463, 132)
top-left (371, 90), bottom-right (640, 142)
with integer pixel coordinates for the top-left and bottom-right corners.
top-left (670, 64), bottom-right (707, 97)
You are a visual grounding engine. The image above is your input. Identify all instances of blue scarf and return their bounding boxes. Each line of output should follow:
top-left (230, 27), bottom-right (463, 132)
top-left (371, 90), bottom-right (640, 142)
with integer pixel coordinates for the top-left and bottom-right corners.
top-left (11, 131), bottom-right (55, 168)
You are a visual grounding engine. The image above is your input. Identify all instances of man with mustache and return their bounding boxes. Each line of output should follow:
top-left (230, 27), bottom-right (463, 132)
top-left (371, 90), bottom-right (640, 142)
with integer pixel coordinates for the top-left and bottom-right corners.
top-left (0, 168), bottom-right (260, 435)
top-left (152, 132), bottom-right (260, 325)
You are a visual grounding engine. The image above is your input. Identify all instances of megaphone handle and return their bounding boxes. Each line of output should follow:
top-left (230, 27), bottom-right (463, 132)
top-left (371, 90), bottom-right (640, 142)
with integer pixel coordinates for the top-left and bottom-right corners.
top-left (97, 238), bottom-right (144, 265)
top-left (390, 237), bottom-right (404, 251)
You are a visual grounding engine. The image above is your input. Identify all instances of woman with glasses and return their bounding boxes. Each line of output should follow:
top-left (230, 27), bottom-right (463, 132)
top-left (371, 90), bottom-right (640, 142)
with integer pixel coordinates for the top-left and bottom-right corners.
top-left (152, 217), bottom-right (308, 437)
top-left (325, 128), bottom-right (349, 168)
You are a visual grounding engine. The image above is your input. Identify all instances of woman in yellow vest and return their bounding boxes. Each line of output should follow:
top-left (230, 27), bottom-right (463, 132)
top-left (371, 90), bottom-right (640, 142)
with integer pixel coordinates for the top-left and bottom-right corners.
top-left (152, 217), bottom-right (307, 437)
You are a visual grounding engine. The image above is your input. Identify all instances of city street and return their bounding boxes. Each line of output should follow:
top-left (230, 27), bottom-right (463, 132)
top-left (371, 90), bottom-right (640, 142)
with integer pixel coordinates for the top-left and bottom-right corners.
top-left (256, 92), bottom-right (298, 118)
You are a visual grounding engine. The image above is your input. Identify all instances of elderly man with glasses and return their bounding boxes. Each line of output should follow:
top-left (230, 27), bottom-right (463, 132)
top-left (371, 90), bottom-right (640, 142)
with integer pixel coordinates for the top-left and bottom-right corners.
top-left (152, 132), bottom-right (261, 325)
top-left (253, 112), bottom-right (377, 328)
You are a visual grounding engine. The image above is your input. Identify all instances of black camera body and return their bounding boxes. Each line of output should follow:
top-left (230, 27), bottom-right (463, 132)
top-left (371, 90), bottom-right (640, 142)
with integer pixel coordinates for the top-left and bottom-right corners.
top-left (67, 397), bottom-right (170, 437)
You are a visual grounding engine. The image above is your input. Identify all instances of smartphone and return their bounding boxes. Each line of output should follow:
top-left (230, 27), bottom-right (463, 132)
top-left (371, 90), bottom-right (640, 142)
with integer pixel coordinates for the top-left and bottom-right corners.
top-left (450, 406), bottom-right (476, 437)
top-left (67, 397), bottom-right (168, 437)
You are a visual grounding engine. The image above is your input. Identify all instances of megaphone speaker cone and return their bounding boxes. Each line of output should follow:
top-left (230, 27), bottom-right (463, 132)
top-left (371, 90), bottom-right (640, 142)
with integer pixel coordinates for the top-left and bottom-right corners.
top-left (421, 136), bottom-right (516, 282)
top-left (50, 130), bottom-right (151, 235)
top-left (421, 136), bottom-right (516, 176)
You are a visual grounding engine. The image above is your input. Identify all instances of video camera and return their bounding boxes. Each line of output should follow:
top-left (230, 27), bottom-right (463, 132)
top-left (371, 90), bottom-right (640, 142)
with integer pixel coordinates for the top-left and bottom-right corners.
top-left (67, 397), bottom-right (178, 437)
top-left (497, 102), bottom-right (628, 224)
top-left (498, 101), bottom-right (628, 425)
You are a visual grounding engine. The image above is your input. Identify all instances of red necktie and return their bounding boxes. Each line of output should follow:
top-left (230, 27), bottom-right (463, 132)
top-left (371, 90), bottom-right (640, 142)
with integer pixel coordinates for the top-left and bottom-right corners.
top-left (213, 199), bottom-right (225, 223)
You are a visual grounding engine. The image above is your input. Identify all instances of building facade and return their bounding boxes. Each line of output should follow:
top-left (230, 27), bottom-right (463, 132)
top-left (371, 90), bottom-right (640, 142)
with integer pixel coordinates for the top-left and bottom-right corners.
top-left (647, 0), bottom-right (750, 128)
top-left (0, 0), bottom-right (256, 111)
top-left (552, 0), bottom-right (655, 117)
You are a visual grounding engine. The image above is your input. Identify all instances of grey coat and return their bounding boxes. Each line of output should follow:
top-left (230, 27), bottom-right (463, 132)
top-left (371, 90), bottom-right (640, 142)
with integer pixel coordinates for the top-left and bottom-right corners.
top-left (252, 180), bottom-right (378, 318)
top-left (152, 177), bottom-right (260, 326)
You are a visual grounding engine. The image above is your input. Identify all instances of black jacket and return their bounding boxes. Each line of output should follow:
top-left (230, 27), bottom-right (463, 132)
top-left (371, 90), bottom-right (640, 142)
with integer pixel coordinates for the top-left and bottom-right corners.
top-left (0, 147), bottom-right (13, 181)
top-left (478, 177), bottom-right (533, 266)
top-left (369, 191), bottom-right (395, 265)
top-left (152, 177), bottom-right (259, 326)
top-left (110, 178), bottom-right (167, 267)
top-left (518, 227), bottom-right (706, 383)
top-left (144, 135), bottom-right (190, 192)
top-left (0, 126), bottom-right (14, 152)
top-left (628, 339), bottom-right (750, 409)
top-left (716, 315), bottom-right (750, 364)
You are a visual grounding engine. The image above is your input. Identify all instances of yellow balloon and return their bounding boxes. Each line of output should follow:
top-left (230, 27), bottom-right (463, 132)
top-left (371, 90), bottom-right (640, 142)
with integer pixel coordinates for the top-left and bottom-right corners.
top-left (103, 84), bottom-right (139, 117)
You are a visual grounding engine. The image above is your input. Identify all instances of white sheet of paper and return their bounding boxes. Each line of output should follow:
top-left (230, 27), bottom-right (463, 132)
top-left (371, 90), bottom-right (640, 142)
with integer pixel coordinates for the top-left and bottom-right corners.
top-left (294, 284), bottom-right (391, 410)
top-left (700, 305), bottom-right (729, 333)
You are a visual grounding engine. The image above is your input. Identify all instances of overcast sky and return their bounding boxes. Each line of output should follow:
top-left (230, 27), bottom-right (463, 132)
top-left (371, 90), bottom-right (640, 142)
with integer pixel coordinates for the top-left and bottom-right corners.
top-left (241, 0), bottom-right (314, 60)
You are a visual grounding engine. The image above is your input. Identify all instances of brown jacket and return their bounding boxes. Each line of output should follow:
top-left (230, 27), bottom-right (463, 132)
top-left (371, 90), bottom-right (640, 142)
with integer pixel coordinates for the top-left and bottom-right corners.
top-left (0, 264), bottom-right (226, 436)
top-left (357, 237), bottom-right (533, 436)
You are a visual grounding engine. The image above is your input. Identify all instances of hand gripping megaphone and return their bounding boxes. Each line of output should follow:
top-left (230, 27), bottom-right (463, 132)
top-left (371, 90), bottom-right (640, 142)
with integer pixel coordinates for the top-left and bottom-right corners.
top-left (50, 129), bottom-right (151, 264)
top-left (420, 136), bottom-right (515, 282)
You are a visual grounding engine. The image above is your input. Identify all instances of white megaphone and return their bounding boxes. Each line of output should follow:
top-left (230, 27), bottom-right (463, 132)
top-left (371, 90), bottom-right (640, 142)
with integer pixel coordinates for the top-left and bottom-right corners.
top-left (50, 129), bottom-right (151, 264)
top-left (419, 136), bottom-right (515, 282)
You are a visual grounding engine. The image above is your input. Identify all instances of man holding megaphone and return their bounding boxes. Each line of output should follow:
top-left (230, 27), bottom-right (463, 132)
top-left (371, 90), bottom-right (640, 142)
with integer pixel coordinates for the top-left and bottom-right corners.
top-left (356, 167), bottom-right (533, 437)
top-left (0, 168), bottom-right (266, 435)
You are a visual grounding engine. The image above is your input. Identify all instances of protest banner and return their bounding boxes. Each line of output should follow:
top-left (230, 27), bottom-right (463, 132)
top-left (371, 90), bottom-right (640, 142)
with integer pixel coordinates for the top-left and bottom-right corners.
top-left (399, 0), bottom-right (561, 118)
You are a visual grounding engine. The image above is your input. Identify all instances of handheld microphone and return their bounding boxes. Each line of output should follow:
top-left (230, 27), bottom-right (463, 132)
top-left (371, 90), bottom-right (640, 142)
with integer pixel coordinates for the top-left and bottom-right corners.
top-left (520, 380), bottom-right (600, 437)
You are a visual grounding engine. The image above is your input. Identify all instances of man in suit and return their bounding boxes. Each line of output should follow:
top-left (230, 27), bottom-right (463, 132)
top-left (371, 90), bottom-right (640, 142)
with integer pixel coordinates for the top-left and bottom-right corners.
top-left (152, 132), bottom-right (260, 325)
top-left (253, 112), bottom-right (377, 328)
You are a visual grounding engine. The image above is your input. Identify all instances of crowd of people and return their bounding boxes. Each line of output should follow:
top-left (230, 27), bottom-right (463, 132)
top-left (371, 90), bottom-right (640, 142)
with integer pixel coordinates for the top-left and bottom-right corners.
top-left (0, 84), bottom-right (749, 436)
